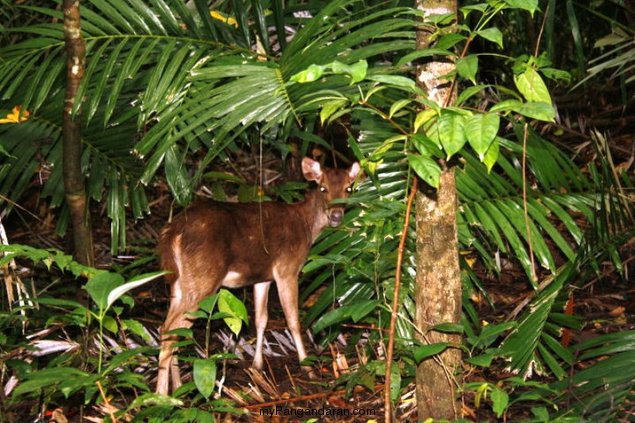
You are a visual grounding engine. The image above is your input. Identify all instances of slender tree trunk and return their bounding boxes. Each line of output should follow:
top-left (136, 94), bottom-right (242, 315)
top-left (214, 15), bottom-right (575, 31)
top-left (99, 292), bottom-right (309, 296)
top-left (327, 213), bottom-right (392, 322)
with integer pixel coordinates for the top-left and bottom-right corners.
top-left (414, 0), bottom-right (462, 419)
top-left (414, 172), bottom-right (461, 419)
top-left (63, 0), bottom-right (94, 267)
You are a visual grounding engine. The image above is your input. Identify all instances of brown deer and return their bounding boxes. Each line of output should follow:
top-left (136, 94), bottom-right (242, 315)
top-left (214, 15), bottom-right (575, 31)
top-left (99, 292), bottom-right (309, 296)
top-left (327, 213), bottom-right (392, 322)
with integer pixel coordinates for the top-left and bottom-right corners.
top-left (156, 157), bottom-right (360, 395)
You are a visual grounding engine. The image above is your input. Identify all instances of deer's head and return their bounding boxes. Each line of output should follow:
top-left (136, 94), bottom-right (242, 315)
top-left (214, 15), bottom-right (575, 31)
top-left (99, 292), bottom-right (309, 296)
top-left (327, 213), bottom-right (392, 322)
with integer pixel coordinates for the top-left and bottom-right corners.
top-left (302, 157), bottom-right (360, 227)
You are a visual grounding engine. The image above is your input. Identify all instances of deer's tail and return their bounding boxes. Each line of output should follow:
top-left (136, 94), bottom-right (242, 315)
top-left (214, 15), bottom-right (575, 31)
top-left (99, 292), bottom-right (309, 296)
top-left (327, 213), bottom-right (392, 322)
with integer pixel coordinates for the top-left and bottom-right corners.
top-left (159, 225), bottom-right (179, 284)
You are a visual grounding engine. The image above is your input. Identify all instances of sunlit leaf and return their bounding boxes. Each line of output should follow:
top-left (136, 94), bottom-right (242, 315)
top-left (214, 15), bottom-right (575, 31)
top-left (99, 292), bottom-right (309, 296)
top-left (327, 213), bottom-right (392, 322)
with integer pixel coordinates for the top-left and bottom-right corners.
top-left (437, 111), bottom-right (467, 159)
top-left (217, 289), bottom-right (248, 335)
top-left (414, 108), bottom-right (437, 133)
top-left (408, 154), bottom-right (441, 189)
top-left (514, 68), bottom-right (552, 104)
top-left (465, 113), bottom-right (499, 159)
top-left (290, 64), bottom-right (325, 83)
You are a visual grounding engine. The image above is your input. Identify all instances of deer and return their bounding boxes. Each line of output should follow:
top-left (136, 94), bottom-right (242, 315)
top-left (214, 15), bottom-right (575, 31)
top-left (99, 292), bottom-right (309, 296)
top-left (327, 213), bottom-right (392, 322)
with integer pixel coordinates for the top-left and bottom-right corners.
top-left (156, 157), bottom-right (360, 395)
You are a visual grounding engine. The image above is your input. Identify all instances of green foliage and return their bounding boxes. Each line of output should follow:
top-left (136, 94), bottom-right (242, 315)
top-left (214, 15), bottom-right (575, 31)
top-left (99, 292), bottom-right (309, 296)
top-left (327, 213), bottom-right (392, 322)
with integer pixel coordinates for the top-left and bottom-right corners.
top-left (216, 289), bottom-right (249, 335)
top-left (0, 0), bottom-right (414, 253)
top-left (1, 0), bottom-right (634, 419)
top-left (1, 243), bottom-right (247, 417)
top-left (193, 358), bottom-right (217, 400)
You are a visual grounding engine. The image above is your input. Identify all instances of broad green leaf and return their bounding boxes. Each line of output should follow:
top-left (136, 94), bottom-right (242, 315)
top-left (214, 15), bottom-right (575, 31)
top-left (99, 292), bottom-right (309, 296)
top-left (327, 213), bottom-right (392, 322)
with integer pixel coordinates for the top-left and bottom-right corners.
top-left (477, 27), bottom-right (504, 48)
top-left (465, 113), bottom-right (500, 159)
top-left (456, 55), bottom-right (478, 84)
top-left (331, 60), bottom-right (368, 84)
top-left (490, 99), bottom-right (523, 114)
top-left (414, 109), bottom-right (437, 133)
top-left (102, 315), bottom-right (118, 333)
top-left (85, 272), bottom-right (125, 311)
top-left (456, 84), bottom-right (490, 106)
top-left (103, 347), bottom-right (155, 375)
top-left (198, 293), bottom-right (220, 314)
top-left (122, 319), bottom-right (152, 342)
top-left (36, 297), bottom-right (85, 310)
top-left (217, 289), bottom-right (248, 335)
top-left (541, 67), bottom-right (572, 83)
top-left (408, 154), bottom-right (441, 189)
top-left (460, 4), bottom-right (488, 16)
top-left (504, 0), bottom-right (538, 15)
top-left (491, 387), bottom-right (509, 417)
top-left (193, 358), bottom-right (217, 399)
top-left (425, 12), bottom-right (455, 25)
top-left (436, 33), bottom-right (467, 50)
top-left (414, 342), bottom-right (450, 363)
top-left (532, 407), bottom-right (550, 421)
top-left (491, 99), bottom-right (555, 122)
top-left (466, 353), bottom-right (495, 367)
top-left (437, 112), bottom-right (467, 159)
top-left (290, 64), bottom-right (325, 83)
top-left (514, 68), bottom-right (552, 104)
top-left (61, 374), bottom-right (101, 399)
top-left (411, 134), bottom-right (442, 158)
top-left (516, 102), bottom-right (556, 122)
top-left (369, 135), bottom-right (407, 161)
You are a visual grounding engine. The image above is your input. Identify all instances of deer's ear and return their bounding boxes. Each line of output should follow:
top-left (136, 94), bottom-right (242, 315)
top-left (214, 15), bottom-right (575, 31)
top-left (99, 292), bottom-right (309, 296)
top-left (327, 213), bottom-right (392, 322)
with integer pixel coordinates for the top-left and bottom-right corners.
top-left (302, 157), bottom-right (323, 181)
top-left (348, 162), bottom-right (361, 181)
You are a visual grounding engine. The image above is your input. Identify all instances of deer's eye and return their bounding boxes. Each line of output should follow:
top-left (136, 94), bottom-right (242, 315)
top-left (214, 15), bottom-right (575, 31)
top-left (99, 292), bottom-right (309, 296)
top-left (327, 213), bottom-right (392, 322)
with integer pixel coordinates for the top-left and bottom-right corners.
top-left (346, 187), bottom-right (352, 193)
top-left (320, 186), bottom-right (327, 193)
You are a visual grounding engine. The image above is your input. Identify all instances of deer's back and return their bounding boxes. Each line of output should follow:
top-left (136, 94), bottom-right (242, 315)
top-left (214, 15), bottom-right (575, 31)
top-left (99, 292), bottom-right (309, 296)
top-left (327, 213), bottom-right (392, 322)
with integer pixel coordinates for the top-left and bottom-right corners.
top-left (159, 199), bottom-right (313, 287)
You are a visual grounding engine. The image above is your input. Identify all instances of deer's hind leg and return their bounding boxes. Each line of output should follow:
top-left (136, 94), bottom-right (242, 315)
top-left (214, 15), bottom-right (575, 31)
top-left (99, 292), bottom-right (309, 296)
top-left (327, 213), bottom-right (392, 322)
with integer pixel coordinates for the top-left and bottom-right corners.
top-left (157, 262), bottom-right (223, 394)
top-left (252, 281), bottom-right (272, 370)
top-left (157, 278), bottom-right (196, 394)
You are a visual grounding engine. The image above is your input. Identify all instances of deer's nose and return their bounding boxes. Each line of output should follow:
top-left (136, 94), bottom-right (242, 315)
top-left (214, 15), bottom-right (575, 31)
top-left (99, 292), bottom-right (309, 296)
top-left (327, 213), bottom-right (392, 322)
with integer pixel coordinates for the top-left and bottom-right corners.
top-left (329, 209), bottom-right (343, 227)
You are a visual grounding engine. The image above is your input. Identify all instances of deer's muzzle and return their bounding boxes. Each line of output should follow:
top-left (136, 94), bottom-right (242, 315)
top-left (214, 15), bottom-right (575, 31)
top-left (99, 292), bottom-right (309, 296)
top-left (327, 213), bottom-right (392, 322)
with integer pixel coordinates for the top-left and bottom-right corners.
top-left (329, 208), bottom-right (344, 227)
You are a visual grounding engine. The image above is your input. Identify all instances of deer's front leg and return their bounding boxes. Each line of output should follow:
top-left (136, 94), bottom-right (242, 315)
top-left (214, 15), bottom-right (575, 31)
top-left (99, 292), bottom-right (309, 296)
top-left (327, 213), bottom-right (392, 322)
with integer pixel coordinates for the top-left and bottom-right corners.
top-left (273, 269), bottom-right (314, 377)
top-left (252, 281), bottom-right (272, 370)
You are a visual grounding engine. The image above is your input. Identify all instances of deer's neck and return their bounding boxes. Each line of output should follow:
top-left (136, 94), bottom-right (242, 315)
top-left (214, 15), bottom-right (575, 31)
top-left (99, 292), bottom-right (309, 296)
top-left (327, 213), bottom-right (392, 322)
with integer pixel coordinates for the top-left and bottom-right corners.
top-left (297, 190), bottom-right (329, 243)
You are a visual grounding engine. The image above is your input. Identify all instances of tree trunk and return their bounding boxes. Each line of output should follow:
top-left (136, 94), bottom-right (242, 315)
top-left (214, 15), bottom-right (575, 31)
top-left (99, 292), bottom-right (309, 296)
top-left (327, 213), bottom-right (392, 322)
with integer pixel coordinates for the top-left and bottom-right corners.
top-left (414, 0), bottom-right (462, 419)
top-left (63, 0), bottom-right (94, 267)
top-left (414, 172), bottom-right (461, 419)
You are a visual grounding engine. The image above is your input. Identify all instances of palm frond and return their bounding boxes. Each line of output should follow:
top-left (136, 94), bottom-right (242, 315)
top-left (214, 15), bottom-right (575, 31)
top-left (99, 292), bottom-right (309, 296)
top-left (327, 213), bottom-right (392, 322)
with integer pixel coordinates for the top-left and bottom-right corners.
top-left (499, 132), bottom-right (634, 378)
top-left (553, 330), bottom-right (635, 420)
top-left (0, 0), bottom-right (418, 255)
